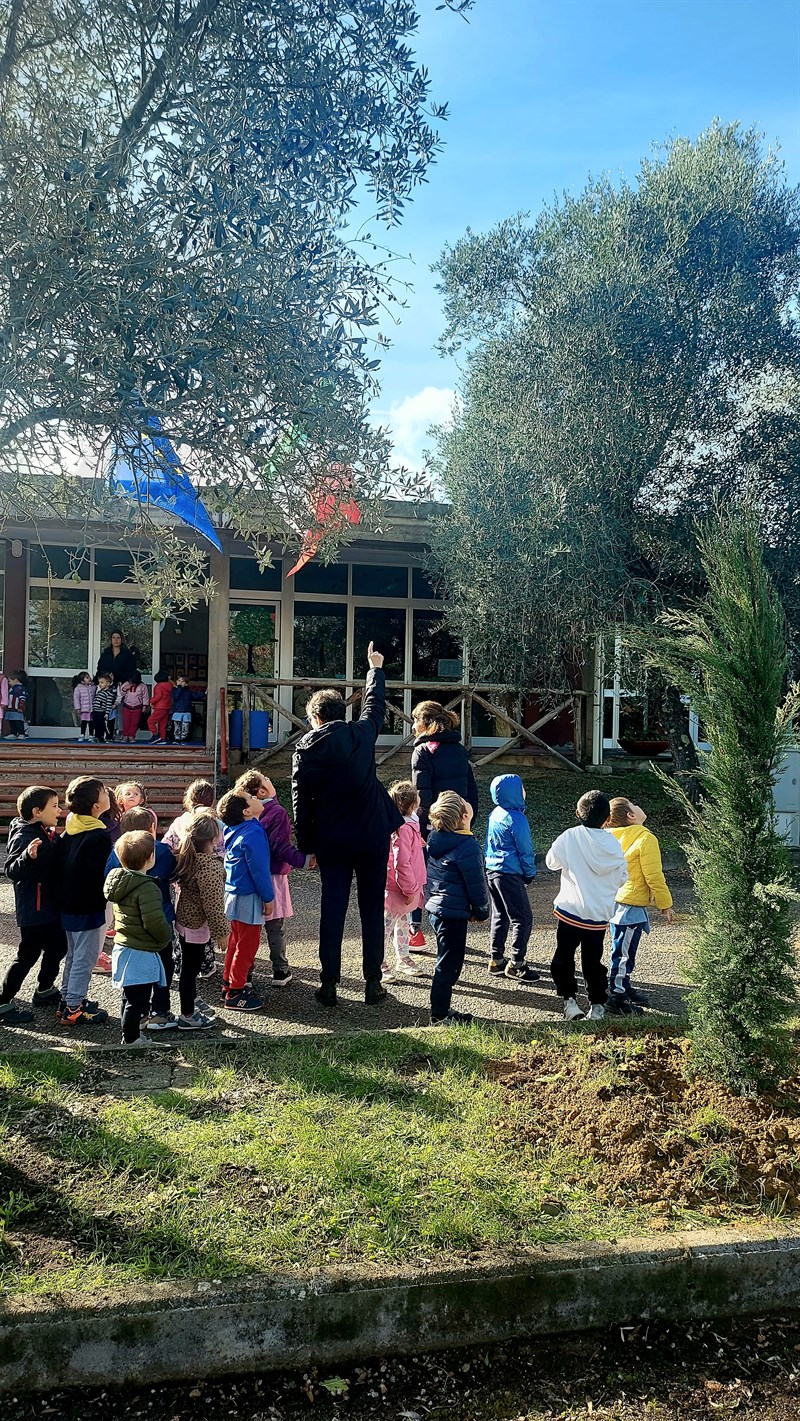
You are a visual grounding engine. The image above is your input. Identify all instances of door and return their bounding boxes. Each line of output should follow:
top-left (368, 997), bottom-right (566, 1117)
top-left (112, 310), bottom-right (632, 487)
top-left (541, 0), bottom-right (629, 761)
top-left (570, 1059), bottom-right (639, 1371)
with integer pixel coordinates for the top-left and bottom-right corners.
top-left (93, 593), bottom-right (157, 678)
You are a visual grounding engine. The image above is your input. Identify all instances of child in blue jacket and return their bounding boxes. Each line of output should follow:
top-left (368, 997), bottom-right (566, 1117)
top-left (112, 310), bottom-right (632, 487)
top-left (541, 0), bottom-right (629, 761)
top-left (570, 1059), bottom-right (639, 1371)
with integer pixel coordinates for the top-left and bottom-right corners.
top-left (219, 789), bottom-right (274, 1013)
top-left (424, 791), bottom-right (489, 1027)
top-left (484, 774), bottom-right (539, 984)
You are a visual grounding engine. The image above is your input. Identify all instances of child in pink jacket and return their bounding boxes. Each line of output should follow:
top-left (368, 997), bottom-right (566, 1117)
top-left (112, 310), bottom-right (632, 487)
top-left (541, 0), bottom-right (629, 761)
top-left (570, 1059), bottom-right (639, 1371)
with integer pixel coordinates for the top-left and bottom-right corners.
top-left (118, 672), bottom-right (150, 743)
top-left (382, 781), bottom-right (427, 981)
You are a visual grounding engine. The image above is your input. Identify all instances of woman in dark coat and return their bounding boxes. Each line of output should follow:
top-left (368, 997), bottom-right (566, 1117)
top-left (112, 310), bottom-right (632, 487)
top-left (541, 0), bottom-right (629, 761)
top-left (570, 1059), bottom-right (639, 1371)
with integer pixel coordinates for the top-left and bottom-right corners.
top-left (96, 629), bottom-right (138, 686)
top-left (408, 699), bottom-right (479, 946)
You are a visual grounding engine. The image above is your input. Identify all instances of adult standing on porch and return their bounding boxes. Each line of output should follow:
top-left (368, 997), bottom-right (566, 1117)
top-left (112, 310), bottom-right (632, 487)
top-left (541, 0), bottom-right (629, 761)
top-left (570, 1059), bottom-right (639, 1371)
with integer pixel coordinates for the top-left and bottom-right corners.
top-left (292, 643), bottom-right (403, 1008)
top-left (408, 700), bottom-right (479, 948)
top-left (96, 629), bottom-right (138, 686)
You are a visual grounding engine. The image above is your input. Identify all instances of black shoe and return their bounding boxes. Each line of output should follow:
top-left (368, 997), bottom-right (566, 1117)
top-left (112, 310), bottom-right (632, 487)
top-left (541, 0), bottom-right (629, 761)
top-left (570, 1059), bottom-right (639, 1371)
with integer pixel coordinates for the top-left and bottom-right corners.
top-left (504, 962), bottom-right (540, 983)
top-left (314, 981), bottom-right (338, 1008)
top-left (33, 985), bottom-right (61, 1004)
top-left (488, 958), bottom-right (508, 975)
top-left (625, 987), bottom-right (651, 1007)
top-left (0, 1002), bottom-right (35, 1026)
top-left (365, 977), bottom-right (387, 1005)
top-left (430, 1009), bottom-right (473, 1027)
top-left (605, 995), bottom-right (644, 1017)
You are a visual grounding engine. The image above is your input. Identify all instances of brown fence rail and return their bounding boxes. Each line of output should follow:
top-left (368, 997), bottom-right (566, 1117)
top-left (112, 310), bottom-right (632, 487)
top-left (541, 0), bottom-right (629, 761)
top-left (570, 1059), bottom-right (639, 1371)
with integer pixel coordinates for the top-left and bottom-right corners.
top-left (225, 679), bottom-right (585, 773)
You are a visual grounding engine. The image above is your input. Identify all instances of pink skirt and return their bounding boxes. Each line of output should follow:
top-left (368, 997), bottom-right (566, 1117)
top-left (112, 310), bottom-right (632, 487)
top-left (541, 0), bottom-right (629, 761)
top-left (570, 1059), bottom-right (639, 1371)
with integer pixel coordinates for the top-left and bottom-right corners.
top-left (270, 874), bottom-right (293, 920)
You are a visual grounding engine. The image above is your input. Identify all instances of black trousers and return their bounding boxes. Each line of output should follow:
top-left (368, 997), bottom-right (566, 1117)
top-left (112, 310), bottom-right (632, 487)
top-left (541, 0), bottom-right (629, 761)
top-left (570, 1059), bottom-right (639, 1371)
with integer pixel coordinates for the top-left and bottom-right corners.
top-left (488, 872), bottom-right (533, 963)
top-left (316, 842), bottom-right (390, 984)
top-left (92, 711), bottom-right (110, 742)
top-left (0, 922), bottom-right (68, 1004)
top-left (150, 939), bottom-right (175, 1016)
top-left (550, 920), bottom-right (608, 1005)
top-left (428, 914), bottom-right (468, 1019)
top-left (121, 983), bottom-right (152, 1042)
top-left (177, 934), bottom-right (205, 1017)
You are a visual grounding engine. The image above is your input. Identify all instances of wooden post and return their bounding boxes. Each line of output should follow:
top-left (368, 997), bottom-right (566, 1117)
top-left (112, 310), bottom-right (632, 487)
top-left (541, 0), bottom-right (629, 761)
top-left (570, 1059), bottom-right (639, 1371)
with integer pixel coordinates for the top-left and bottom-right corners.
top-left (463, 689), bottom-right (473, 752)
top-left (242, 681), bottom-right (250, 761)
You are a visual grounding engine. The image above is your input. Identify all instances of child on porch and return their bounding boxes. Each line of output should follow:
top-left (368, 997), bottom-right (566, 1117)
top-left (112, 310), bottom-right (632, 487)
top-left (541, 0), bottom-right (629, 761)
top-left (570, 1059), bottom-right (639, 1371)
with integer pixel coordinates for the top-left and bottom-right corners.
top-left (148, 669), bottom-right (173, 744)
top-left (5, 672), bottom-right (29, 737)
top-left (171, 675), bottom-right (193, 743)
top-left (92, 674), bottom-right (116, 742)
top-left (72, 673), bottom-right (94, 742)
top-left (118, 672), bottom-right (150, 743)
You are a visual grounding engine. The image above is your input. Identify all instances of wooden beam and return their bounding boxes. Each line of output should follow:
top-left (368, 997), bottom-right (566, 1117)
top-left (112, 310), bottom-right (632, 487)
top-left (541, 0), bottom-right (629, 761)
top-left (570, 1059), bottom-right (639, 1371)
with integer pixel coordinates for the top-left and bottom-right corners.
top-left (471, 692), bottom-right (583, 773)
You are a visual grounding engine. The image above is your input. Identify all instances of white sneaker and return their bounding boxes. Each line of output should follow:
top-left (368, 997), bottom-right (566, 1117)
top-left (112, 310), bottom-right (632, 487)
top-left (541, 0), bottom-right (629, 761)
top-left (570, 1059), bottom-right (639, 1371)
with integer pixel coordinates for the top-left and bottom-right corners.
top-left (563, 997), bottom-right (584, 1021)
top-left (122, 1036), bottom-right (152, 1049)
top-left (381, 968), bottom-right (396, 984)
top-left (588, 1004), bottom-right (605, 1021)
top-left (395, 959), bottom-right (425, 977)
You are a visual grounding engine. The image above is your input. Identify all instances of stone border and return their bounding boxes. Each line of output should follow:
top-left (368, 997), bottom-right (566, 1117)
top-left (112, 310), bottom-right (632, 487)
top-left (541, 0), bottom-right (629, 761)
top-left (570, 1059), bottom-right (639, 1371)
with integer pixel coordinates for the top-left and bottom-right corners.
top-left (2, 1227), bottom-right (799, 1392)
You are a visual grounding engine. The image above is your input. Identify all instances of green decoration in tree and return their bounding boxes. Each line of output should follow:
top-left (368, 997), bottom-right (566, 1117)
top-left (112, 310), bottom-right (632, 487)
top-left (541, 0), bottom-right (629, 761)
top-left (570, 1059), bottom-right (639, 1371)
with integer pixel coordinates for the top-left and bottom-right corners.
top-left (642, 506), bottom-right (800, 1093)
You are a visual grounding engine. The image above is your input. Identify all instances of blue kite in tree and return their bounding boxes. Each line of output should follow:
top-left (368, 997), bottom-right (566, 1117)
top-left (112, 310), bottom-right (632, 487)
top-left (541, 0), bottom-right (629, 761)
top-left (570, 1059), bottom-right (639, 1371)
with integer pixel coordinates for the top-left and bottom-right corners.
top-left (110, 414), bottom-right (222, 552)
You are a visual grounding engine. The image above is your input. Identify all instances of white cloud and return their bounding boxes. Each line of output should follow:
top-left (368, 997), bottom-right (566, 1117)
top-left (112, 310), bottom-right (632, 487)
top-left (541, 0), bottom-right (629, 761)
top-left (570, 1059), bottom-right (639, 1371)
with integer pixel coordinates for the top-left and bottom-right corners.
top-left (375, 385), bottom-right (456, 473)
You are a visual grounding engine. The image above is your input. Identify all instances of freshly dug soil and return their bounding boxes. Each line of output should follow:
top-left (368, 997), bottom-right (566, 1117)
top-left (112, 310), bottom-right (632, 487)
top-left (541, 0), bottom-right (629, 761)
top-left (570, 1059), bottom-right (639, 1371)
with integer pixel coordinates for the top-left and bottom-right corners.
top-left (492, 1034), bottom-right (800, 1216)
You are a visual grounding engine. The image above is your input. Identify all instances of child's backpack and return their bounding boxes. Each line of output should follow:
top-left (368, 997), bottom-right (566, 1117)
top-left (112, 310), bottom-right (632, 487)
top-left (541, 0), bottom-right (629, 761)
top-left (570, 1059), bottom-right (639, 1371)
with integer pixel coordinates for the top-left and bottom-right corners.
top-left (8, 683), bottom-right (27, 714)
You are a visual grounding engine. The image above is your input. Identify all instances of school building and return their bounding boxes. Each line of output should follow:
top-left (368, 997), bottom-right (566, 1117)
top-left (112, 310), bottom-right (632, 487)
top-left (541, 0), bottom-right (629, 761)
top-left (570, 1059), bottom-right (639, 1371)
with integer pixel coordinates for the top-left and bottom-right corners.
top-left (0, 501), bottom-right (653, 767)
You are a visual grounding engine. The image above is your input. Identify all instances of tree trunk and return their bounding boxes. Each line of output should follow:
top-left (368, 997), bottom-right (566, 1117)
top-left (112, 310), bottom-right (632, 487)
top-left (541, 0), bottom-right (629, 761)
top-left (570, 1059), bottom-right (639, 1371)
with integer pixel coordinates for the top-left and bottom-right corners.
top-left (662, 683), bottom-right (700, 802)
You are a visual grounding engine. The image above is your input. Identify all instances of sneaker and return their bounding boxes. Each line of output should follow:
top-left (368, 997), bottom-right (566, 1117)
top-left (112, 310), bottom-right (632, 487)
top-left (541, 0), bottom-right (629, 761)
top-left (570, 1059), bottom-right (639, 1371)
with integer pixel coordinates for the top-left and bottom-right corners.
top-left (198, 961), bottom-right (217, 979)
top-left (488, 958), bottom-right (508, 975)
top-left (504, 962), bottom-right (540, 983)
top-left (149, 735), bottom-right (163, 745)
top-left (271, 969), bottom-right (293, 988)
top-left (177, 1011), bottom-right (216, 1031)
top-left (194, 998), bottom-right (217, 1018)
top-left (146, 1012), bottom-right (179, 1032)
top-left (93, 951), bottom-right (113, 975)
top-left (0, 1002), bottom-right (35, 1026)
top-left (314, 981), bottom-right (338, 1008)
top-left (365, 977), bottom-right (388, 1005)
top-left (381, 967), bottom-right (396, 984)
top-left (395, 958), bottom-right (425, 978)
top-left (625, 987), bottom-right (651, 1007)
top-left (408, 930), bottom-right (427, 949)
top-left (122, 1036), bottom-right (152, 1049)
top-left (224, 988), bottom-right (263, 1013)
top-left (33, 985), bottom-right (61, 1005)
top-left (220, 979), bottom-right (230, 998)
top-left (55, 996), bottom-right (98, 1020)
top-left (605, 995), bottom-right (644, 1017)
top-left (430, 1009), bottom-right (473, 1026)
top-left (563, 997), bottom-right (584, 1022)
top-left (588, 1004), bottom-right (606, 1021)
top-left (60, 1003), bottom-right (109, 1026)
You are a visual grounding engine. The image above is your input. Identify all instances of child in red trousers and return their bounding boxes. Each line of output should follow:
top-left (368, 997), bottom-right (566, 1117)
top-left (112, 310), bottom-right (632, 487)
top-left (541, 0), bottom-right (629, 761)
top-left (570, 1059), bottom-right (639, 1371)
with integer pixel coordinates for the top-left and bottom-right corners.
top-left (147, 669), bottom-right (173, 744)
top-left (218, 789), bottom-right (274, 1013)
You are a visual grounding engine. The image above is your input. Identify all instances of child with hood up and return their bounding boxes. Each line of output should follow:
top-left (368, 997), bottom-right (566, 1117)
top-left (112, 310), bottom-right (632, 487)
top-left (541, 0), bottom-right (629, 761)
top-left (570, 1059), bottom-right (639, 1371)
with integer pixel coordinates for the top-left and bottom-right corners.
top-left (484, 773), bottom-right (539, 984)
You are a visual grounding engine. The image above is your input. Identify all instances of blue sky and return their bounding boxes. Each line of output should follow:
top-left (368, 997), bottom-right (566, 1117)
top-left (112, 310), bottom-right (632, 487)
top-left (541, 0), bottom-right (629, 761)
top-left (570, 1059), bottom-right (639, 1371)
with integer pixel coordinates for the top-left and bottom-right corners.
top-left (370, 0), bottom-right (800, 469)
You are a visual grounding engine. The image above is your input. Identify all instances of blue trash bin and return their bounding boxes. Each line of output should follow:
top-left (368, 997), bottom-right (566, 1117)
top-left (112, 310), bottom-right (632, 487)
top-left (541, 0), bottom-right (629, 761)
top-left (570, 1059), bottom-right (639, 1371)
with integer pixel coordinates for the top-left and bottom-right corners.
top-left (249, 710), bottom-right (269, 751)
top-left (229, 709), bottom-right (243, 750)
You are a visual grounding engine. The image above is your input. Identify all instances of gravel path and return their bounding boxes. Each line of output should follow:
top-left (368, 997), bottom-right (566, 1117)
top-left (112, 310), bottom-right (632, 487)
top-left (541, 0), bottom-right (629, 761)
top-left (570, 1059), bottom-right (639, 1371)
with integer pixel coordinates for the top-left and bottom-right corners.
top-left (0, 867), bottom-right (694, 1051)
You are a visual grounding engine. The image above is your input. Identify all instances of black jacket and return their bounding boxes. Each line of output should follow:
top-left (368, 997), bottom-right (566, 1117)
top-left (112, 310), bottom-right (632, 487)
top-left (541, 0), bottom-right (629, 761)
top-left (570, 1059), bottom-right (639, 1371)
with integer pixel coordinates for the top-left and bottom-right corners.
top-left (424, 829), bottom-right (490, 921)
top-left (96, 644), bottom-right (138, 685)
top-left (4, 818), bottom-right (60, 927)
top-left (411, 729), bottom-right (479, 839)
top-left (292, 669), bottom-right (403, 856)
top-left (54, 825), bottom-right (113, 917)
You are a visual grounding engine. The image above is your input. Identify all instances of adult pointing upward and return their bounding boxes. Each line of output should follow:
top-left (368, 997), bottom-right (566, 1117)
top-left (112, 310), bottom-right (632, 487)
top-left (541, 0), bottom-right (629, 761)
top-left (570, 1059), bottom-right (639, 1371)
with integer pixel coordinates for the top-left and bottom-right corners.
top-left (292, 642), bottom-right (403, 1007)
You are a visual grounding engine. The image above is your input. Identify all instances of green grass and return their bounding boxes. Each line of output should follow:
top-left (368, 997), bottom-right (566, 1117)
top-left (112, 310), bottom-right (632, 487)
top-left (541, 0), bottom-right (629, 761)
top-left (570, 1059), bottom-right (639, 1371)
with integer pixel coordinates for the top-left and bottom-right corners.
top-left (0, 1025), bottom-right (713, 1299)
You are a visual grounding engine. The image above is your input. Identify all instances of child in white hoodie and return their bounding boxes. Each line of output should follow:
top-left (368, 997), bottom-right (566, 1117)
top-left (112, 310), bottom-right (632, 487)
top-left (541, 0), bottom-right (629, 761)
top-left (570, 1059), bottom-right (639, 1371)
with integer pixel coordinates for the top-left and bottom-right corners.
top-left (545, 790), bottom-right (627, 1023)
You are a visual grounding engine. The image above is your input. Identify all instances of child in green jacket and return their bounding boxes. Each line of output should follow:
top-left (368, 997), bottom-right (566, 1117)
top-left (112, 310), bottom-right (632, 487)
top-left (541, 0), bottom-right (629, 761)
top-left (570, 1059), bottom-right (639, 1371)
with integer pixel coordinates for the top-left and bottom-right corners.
top-left (104, 830), bottom-right (171, 1047)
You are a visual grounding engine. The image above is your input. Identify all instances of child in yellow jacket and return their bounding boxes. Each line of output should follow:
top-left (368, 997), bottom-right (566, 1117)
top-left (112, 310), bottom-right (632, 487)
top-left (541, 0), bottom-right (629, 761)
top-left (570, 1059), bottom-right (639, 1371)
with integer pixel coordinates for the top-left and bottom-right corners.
top-left (605, 797), bottom-right (674, 1014)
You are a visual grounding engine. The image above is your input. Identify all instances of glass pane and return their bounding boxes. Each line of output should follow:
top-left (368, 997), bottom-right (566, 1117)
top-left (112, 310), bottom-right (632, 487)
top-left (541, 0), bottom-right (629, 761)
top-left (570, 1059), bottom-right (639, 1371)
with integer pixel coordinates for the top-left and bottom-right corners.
top-left (230, 557), bottom-right (282, 591)
top-left (27, 675), bottom-right (75, 727)
top-left (292, 601), bottom-right (347, 719)
top-left (29, 544), bottom-right (89, 581)
top-left (99, 598), bottom-right (153, 675)
top-left (228, 604), bottom-right (277, 678)
top-left (353, 607), bottom-right (406, 734)
top-left (94, 548), bottom-right (136, 583)
top-left (291, 561), bottom-right (348, 594)
top-left (412, 611), bottom-right (461, 682)
top-left (351, 564), bottom-right (408, 598)
top-left (27, 587), bottom-right (89, 668)
top-left (160, 605), bottom-right (210, 686)
top-left (411, 566), bottom-right (442, 600)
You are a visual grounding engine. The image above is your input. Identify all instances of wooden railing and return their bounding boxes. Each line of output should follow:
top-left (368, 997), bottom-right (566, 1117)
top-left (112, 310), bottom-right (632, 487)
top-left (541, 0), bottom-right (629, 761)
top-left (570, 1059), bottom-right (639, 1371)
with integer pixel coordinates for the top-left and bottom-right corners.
top-left (225, 678), bottom-right (585, 773)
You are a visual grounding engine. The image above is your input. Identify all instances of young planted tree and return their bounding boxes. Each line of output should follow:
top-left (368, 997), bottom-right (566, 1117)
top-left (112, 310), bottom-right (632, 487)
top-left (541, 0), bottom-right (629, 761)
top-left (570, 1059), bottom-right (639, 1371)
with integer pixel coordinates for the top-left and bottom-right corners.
top-left (0, 1), bottom-right (469, 607)
top-left (642, 507), bottom-right (799, 1092)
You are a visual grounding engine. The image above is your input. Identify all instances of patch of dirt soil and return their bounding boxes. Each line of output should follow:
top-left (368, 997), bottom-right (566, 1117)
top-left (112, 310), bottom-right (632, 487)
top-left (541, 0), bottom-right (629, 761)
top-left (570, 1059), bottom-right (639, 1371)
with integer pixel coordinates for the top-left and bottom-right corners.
top-left (491, 1035), bottom-right (800, 1215)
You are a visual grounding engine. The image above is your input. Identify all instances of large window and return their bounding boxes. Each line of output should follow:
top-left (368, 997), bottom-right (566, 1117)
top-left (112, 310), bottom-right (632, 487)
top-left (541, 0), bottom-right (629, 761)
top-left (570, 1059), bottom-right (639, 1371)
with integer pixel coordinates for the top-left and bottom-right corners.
top-left (230, 557), bottom-right (282, 592)
top-left (412, 611), bottom-right (461, 683)
top-left (354, 606), bottom-right (406, 733)
top-left (292, 601), bottom-right (347, 718)
top-left (29, 544), bottom-right (89, 581)
top-left (27, 587), bottom-right (90, 669)
top-left (228, 603), bottom-right (277, 678)
top-left (352, 564), bottom-right (408, 598)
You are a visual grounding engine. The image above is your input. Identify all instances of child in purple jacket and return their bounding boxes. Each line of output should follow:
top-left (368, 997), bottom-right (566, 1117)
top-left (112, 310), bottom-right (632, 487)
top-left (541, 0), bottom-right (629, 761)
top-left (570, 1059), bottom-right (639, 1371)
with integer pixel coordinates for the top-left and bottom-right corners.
top-left (235, 771), bottom-right (313, 987)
